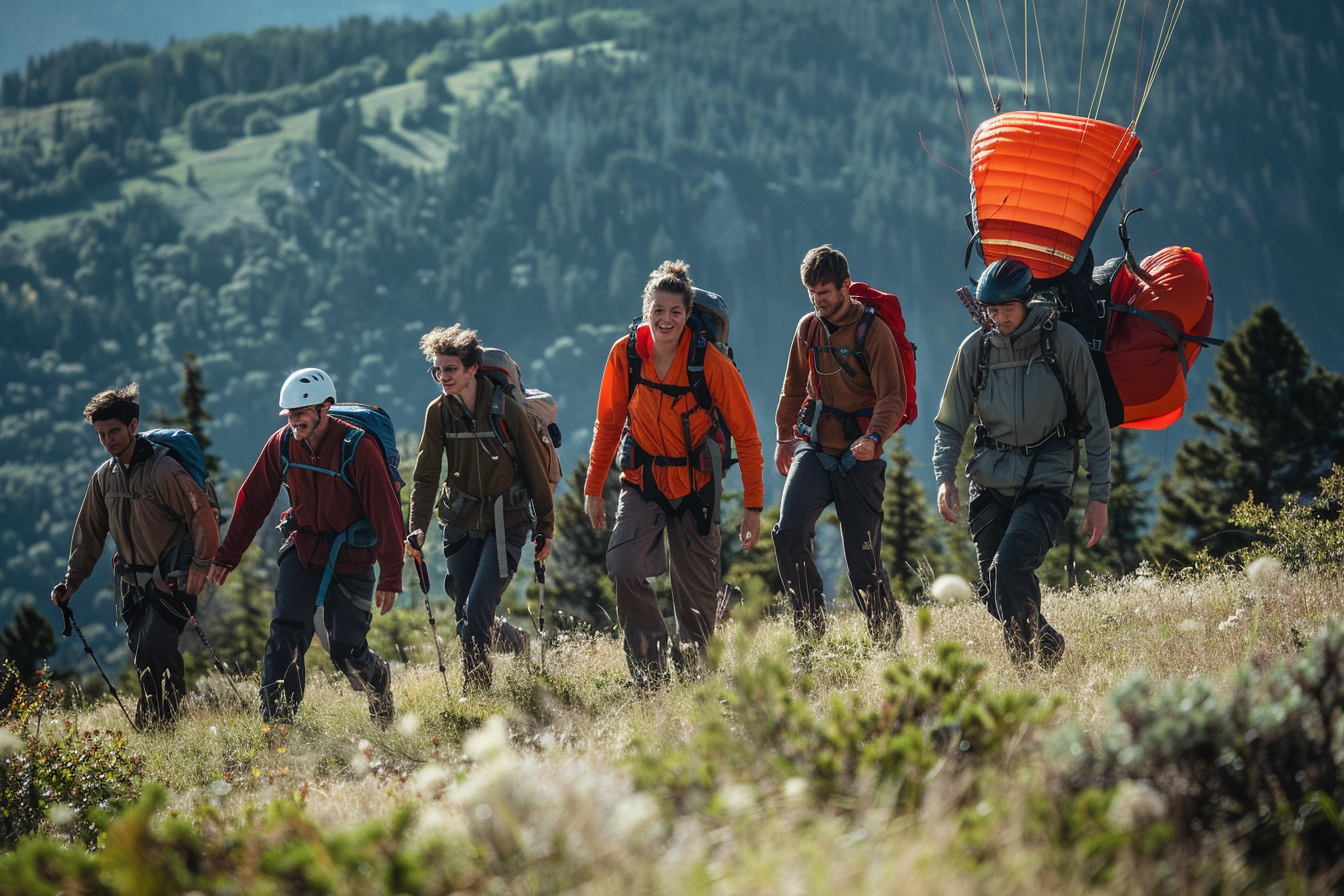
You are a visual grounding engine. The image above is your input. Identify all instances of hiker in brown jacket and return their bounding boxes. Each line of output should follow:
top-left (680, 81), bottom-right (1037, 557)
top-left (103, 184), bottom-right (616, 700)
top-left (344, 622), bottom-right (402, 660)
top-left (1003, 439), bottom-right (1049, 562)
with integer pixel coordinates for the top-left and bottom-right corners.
top-left (51, 384), bottom-right (219, 727)
top-left (407, 325), bottom-right (555, 690)
top-left (772, 245), bottom-right (905, 644)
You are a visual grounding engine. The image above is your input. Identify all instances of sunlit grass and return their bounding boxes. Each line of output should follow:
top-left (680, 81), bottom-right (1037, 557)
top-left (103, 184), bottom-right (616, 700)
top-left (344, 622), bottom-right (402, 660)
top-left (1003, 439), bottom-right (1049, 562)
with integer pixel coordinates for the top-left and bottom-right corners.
top-left (16, 564), bottom-right (1344, 893)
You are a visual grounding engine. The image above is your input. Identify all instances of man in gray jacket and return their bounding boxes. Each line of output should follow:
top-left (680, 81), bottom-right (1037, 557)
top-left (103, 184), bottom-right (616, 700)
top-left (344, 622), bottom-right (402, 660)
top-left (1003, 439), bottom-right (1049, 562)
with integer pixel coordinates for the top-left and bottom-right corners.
top-left (932, 259), bottom-right (1110, 668)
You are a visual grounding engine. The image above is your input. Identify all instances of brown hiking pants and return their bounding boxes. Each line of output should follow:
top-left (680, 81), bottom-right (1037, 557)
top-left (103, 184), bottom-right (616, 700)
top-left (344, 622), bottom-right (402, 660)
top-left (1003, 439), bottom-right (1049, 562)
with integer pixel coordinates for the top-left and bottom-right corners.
top-left (606, 484), bottom-right (722, 686)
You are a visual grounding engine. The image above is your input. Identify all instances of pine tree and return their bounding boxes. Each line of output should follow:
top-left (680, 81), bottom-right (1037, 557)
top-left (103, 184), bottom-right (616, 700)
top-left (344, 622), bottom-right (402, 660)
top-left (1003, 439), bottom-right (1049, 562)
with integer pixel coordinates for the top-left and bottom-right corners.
top-left (0, 602), bottom-right (56, 686)
top-left (545, 459), bottom-right (620, 629)
top-left (881, 432), bottom-right (935, 600)
top-left (1106, 428), bottom-right (1156, 575)
top-left (1146, 304), bottom-right (1344, 565)
top-left (154, 350), bottom-right (219, 477)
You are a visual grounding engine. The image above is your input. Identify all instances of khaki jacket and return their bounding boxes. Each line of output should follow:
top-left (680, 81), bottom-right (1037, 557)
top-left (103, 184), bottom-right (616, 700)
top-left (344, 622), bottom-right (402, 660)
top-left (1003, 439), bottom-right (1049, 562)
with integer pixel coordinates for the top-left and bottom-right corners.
top-left (63, 437), bottom-right (219, 593)
top-left (409, 376), bottom-right (555, 539)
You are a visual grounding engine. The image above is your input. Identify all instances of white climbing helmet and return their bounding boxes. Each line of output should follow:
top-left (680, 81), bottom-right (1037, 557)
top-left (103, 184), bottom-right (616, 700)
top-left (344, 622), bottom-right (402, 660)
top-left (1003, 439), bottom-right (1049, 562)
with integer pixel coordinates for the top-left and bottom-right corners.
top-left (278, 368), bottom-right (336, 414)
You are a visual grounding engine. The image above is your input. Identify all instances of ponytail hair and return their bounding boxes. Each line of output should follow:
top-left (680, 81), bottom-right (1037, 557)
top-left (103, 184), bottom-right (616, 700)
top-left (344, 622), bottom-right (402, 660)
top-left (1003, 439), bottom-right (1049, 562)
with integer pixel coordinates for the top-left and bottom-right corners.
top-left (641, 259), bottom-right (694, 319)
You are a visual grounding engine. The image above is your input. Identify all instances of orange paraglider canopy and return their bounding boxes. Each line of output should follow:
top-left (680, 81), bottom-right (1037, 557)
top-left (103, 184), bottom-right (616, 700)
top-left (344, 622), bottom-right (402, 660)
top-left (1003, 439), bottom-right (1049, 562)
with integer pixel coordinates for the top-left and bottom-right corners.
top-left (970, 112), bottom-right (1142, 279)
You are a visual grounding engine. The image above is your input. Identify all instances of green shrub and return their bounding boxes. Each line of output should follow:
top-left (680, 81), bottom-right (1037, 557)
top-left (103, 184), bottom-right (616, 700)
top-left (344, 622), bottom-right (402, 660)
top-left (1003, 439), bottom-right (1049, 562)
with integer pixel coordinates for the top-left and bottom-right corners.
top-left (0, 785), bottom-right (475, 895)
top-left (1, 671), bottom-right (143, 847)
top-left (631, 640), bottom-right (1054, 813)
top-left (1231, 464), bottom-right (1344, 570)
top-left (1052, 618), bottom-right (1344, 883)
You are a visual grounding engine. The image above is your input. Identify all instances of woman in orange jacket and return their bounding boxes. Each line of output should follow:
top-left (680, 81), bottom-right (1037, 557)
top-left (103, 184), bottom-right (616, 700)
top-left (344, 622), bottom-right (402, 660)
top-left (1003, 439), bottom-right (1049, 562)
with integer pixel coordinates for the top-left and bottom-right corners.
top-left (585, 260), bottom-right (765, 687)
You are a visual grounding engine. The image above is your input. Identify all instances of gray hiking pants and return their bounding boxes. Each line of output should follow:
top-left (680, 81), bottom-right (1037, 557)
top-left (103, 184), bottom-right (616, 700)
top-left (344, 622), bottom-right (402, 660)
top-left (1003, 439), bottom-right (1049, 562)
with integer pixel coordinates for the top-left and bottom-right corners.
top-left (443, 521), bottom-right (531, 689)
top-left (606, 484), bottom-right (721, 686)
top-left (968, 487), bottom-right (1072, 665)
top-left (262, 546), bottom-right (390, 721)
top-left (772, 444), bottom-right (900, 642)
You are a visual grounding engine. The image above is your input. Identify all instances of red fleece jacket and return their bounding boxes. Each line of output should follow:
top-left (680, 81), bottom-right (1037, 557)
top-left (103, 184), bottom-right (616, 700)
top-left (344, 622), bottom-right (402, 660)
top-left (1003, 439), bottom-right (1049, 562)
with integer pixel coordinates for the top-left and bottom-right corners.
top-left (215, 419), bottom-right (405, 592)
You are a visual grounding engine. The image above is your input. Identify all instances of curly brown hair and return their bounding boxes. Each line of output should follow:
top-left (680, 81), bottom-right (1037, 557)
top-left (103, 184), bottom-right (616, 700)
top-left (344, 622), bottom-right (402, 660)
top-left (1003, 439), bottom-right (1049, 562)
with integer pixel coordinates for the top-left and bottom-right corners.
top-left (83, 383), bottom-right (140, 426)
top-left (419, 324), bottom-right (483, 368)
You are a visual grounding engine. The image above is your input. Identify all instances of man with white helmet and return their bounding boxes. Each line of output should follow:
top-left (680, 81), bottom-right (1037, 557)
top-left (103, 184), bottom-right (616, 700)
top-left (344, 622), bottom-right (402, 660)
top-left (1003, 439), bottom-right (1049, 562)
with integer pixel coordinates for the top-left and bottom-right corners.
top-left (208, 368), bottom-right (404, 725)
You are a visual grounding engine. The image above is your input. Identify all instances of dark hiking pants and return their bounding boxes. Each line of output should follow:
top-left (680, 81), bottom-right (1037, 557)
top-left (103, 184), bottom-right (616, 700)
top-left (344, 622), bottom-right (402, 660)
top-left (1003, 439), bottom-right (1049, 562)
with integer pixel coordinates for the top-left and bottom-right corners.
top-left (968, 487), bottom-right (1072, 666)
top-left (262, 547), bottom-right (390, 721)
top-left (444, 521), bottom-right (531, 690)
top-left (772, 445), bottom-right (900, 643)
top-left (122, 586), bottom-right (194, 728)
top-left (606, 484), bottom-right (722, 687)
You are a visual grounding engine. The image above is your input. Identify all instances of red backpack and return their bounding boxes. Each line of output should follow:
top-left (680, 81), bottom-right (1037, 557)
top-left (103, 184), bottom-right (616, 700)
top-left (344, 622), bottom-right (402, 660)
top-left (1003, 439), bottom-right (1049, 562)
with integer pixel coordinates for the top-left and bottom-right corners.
top-left (806, 282), bottom-right (918, 428)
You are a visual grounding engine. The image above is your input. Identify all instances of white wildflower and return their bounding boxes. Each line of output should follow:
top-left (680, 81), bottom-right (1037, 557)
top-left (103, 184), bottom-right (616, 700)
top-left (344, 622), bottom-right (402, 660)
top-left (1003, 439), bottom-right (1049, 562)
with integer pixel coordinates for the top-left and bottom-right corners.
top-left (0, 727), bottom-right (22, 760)
top-left (1106, 781), bottom-right (1167, 831)
top-left (396, 712), bottom-right (420, 737)
top-left (464, 715), bottom-right (511, 766)
top-left (47, 804), bottom-right (76, 829)
top-left (930, 574), bottom-right (973, 604)
top-left (1246, 556), bottom-right (1285, 589)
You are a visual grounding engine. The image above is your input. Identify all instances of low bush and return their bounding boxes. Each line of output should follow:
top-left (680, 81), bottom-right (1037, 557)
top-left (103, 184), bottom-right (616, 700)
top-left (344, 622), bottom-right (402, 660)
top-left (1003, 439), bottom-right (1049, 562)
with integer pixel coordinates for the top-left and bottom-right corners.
top-left (631, 639), bottom-right (1056, 814)
top-left (1052, 617), bottom-right (1344, 885)
top-left (1, 671), bottom-right (143, 847)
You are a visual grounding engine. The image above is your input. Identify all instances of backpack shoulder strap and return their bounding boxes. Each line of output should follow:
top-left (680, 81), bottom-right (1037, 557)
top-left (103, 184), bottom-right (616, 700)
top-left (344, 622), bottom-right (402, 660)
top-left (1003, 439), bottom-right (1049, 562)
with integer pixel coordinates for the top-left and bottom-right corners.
top-left (626, 318), bottom-right (642, 401)
top-left (336, 427), bottom-right (364, 490)
top-left (1039, 319), bottom-right (1089, 438)
top-left (685, 329), bottom-right (712, 412)
top-left (972, 331), bottom-right (993, 404)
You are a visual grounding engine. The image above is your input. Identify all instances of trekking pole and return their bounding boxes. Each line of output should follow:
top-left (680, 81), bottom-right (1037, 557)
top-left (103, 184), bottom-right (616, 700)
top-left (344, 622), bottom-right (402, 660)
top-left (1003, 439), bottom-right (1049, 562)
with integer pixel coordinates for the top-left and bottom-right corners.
top-left (408, 531), bottom-right (452, 701)
top-left (60, 602), bottom-right (137, 731)
top-left (187, 614), bottom-right (249, 709)
top-left (533, 534), bottom-right (547, 675)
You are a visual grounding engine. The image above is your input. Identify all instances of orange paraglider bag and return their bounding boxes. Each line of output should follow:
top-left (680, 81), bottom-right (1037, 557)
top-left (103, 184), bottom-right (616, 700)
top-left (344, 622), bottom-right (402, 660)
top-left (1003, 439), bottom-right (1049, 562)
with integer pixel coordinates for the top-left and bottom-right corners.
top-left (1104, 247), bottom-right (1216, 429)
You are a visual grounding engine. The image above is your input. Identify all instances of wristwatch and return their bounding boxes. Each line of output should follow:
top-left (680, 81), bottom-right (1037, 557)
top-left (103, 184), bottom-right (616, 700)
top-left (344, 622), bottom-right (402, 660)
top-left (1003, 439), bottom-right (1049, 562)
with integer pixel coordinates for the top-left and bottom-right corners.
top-left (865, 432), bottom-right (881, 445)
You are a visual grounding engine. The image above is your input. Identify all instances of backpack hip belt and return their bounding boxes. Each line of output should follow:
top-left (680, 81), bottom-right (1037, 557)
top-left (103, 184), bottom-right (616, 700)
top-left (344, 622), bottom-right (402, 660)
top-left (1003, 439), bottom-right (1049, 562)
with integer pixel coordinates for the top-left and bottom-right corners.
top-left (314, 517), bottom-right (379, 607)
top-left (974, 422), bottom-right (1071, 456)
top-left (618, 430), bottom-right (722, 537)
top-left (439, 478), bottom-right (529, 578)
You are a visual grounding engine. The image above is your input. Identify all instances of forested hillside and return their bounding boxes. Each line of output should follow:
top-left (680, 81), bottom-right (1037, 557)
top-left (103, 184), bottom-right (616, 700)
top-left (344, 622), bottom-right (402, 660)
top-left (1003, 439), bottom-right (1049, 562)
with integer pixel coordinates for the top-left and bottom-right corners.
top-left (1, 0), bottom-right (1341, 661)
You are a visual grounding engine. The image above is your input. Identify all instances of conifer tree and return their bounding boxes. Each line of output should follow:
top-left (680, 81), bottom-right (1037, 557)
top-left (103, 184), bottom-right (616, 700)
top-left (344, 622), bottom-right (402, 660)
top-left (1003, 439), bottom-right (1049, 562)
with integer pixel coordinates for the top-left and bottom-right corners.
top-left (1106, 428), bottom-right (1156, 575)
top-left (881, 432), bottom-right (934, 600)
top-left (546, 459), bottom-right (620, 629)
top-left (0, 602), bottom-right (56, 692)
top-left (1146, 304), bottom-right (1344, 564)
top-left (154, 350), bottom-right (218, 477)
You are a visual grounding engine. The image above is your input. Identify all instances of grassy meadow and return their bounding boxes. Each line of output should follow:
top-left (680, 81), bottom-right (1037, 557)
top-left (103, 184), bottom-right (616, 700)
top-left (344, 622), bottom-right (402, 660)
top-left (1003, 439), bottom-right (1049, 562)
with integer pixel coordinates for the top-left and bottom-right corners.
top-left (4, 560), bottom-right (1342, 894)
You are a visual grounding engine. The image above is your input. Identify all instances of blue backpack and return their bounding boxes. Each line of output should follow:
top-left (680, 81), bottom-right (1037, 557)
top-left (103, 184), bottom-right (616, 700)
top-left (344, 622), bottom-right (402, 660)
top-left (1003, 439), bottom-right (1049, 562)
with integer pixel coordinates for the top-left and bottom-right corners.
top-left (140, 427), bottom-right (222, 521)
top-left (279, 403), bottom-right (404, 492)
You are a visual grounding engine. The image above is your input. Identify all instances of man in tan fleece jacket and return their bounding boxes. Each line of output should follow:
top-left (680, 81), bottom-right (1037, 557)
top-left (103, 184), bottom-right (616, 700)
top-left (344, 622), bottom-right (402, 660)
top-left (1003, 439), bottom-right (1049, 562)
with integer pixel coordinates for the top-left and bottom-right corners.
top-left (52, 384), bottom-right (219, 727)
top-left (772, 245), bottom-right (905, 645)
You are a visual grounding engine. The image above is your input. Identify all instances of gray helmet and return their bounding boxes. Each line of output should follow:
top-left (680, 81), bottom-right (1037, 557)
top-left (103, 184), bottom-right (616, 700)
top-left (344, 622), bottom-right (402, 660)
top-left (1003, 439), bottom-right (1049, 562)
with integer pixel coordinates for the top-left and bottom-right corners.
top-left (977, 258), bottom-right (1035, 305)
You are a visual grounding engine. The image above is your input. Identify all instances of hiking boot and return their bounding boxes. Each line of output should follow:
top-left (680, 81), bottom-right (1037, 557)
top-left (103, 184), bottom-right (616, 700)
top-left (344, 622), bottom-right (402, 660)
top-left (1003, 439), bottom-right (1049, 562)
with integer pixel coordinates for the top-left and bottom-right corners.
top-left (1038, 626), bottom-right (1066, 670)
top-left (870, 605), bottom-right (903, 649)
top-left (369, 688), bottom-right (394, 729)
top-left (491, 617), bottom-right (530, 655)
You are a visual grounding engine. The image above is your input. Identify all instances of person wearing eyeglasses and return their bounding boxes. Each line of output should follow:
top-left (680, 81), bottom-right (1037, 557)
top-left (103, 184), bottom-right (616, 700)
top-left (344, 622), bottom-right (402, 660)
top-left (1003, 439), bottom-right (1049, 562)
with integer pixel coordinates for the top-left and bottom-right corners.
top-left (406, 325), bottom-right (554, 691)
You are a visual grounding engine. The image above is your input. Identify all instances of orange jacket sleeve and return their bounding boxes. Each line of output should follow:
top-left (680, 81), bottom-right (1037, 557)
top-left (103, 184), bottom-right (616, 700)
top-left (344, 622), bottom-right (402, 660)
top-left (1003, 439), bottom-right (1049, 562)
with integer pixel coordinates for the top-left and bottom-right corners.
top-left (585, 337), bottom-right (630, 497)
